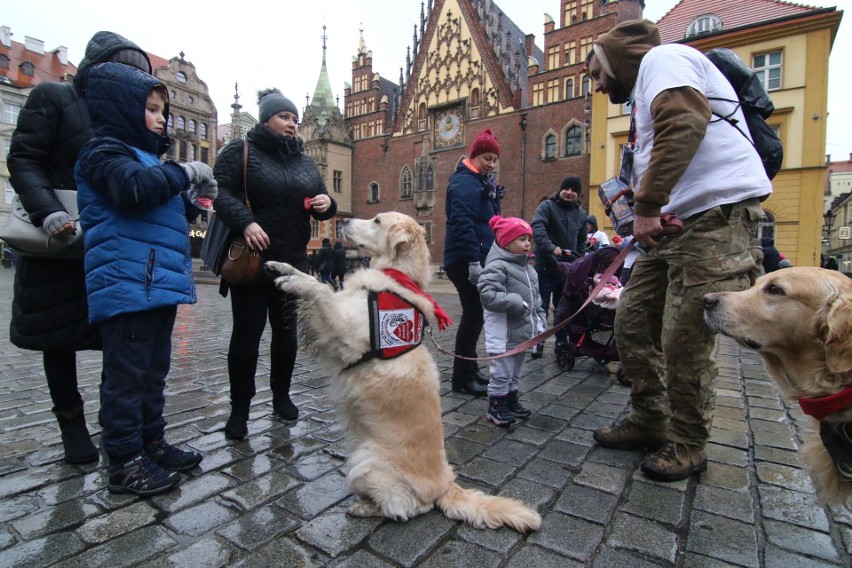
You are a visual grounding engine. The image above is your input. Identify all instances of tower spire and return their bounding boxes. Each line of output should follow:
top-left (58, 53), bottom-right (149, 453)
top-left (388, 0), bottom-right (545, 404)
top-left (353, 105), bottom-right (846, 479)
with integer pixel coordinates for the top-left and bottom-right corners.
top-left (230, 82), bottom-right (243, 140)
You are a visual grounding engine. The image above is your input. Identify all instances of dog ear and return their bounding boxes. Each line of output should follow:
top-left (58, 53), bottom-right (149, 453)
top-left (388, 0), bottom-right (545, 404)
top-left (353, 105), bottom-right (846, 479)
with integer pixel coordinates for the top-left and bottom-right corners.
top-left (825, 295), bottom-right (852, 373)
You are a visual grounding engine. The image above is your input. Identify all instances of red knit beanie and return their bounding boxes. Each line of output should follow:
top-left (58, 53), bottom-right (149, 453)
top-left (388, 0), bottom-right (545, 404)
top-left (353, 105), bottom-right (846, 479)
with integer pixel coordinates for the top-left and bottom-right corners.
top-left (470, 128), bottom-right (500, 159)
top-left (489, 215), bottom-right (532, 249)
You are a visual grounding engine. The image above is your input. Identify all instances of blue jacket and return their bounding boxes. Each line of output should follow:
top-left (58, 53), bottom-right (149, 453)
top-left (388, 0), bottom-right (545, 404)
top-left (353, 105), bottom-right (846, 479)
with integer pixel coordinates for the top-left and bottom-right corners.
top-left (443, 159), bottom-right (502, 267)
top-left (75, 63), bottom-right (195, 324)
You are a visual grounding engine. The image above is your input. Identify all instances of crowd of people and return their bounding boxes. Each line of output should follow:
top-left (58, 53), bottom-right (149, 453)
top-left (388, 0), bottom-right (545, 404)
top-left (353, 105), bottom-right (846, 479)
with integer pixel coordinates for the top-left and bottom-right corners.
top-left (6, 18), bottom-right (786, 499)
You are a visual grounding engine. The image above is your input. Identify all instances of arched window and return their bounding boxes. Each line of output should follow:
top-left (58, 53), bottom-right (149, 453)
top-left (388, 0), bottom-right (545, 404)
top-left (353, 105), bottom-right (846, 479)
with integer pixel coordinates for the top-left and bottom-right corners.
top-left (20, 61), bottom-right (34, 76)
top-left (564, 125), bottom-right (583, 157)
top-left (199, 123), bottom-right (208, 140)
top-left (565, 78), bottom-right (574, 100)
top-left (686, 14), bottom-right (723, 38)
top-left (470, 88), bottom-right (480, 107)
top-left (0, 55), bottom-right (9, 70)
top-left (426, 165), bottom-right (434, 191)
top-left (581, 76), bottom-right (591, 97)
top-left (418, 102), bottom-right (427, 119)
top-left (176, 116), bottom-right (185, 130)
top-left (167, 114), bottom-right (173, 129)
top-left (188, 120), bottom-right (196, 134)
top-left (400, 166), bottom-right (413, 199)
top-left (368, 183), bottom-right (380, 203)
top-left (544, 134), bottom-right (557, 159)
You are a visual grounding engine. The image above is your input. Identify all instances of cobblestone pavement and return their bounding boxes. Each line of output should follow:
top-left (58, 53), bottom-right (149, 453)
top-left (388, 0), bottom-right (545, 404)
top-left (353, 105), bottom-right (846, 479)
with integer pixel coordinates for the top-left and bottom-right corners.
top-left (1, 266), bottom-right (851, 567)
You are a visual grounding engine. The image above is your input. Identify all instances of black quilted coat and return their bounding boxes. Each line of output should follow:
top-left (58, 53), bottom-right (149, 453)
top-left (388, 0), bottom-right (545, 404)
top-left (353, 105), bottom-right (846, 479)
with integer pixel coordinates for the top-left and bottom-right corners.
top-left (212, 123), bottom-right (337, 294)
top-left (7, 32), bottom-right (150, 351)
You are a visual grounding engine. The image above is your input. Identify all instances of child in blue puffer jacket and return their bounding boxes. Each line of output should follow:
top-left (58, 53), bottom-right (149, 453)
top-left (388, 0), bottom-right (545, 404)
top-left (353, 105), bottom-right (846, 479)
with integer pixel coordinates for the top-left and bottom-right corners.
top-left (75, 62), bottom-right (217, 497)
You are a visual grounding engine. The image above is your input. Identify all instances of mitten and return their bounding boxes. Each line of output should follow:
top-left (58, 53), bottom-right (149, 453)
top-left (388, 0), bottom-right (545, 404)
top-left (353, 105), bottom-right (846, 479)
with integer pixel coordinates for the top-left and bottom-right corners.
top-left (188, 179), bottom-right (218, 210)
top-left (180, 161), bottom-right (214, 187)
top-left (42, 211), bottom-right (72, 236)
top-left (468, 262), bottom-right (482, 285)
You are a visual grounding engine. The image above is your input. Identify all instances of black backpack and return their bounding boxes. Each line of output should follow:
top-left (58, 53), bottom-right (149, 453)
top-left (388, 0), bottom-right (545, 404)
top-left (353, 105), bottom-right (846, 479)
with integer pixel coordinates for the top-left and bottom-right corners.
top-left (705, 48), bottom-right (784, 180)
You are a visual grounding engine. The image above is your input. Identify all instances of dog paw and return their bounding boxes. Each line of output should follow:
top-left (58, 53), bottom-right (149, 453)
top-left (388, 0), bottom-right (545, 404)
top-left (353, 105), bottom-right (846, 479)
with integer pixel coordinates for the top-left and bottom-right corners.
top-left (264, 261), bottom-right (296, 277)
top-left (346, 499), bottom-right (383, 518)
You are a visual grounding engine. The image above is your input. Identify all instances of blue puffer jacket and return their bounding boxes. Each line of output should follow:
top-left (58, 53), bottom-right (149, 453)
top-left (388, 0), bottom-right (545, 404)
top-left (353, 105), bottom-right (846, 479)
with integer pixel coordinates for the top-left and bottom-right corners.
top-left (443, 159), bottom-right (502, 267)
top-left (75, 63), bottom-right (195, 324)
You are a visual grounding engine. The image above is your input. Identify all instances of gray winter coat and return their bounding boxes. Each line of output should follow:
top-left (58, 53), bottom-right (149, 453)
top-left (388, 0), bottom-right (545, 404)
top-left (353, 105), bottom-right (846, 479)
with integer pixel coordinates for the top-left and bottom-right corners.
top-left (478, 242), bottom-right (546, 354)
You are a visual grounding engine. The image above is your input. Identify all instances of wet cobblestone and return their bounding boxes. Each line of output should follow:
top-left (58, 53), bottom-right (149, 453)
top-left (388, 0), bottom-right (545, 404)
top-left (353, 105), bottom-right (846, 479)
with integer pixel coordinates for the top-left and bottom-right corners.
top-left (0, 268), bottom-right (851, 566)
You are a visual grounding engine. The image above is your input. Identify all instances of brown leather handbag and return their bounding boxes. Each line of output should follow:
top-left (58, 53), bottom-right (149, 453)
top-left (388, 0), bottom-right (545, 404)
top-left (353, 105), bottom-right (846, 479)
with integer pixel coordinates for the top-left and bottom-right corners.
top-left (220, 141), bottom-right (261, 285)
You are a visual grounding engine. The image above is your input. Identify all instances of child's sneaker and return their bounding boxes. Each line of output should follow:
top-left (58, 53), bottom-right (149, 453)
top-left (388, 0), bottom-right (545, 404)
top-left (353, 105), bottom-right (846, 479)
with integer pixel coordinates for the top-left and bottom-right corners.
top-left (143, 437), bottom-right (203, 472)
top-left (108, 453), bottom-right (180, 497)
top-left (506, 390), bottom-right (532, 419)
top-left (486, 396), bottom-right (516, 427)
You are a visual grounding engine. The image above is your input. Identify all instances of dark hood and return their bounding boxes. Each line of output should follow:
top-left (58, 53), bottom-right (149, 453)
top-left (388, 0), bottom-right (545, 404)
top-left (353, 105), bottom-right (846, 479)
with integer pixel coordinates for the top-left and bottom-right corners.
top-left (592, 19), bottom-right (661, 96)
top-left (587, 215), bottom-right (598, 231)
top-left (85, 63), bottom-right (170, 156)
top-left (74, 31), bottom-right (151, 90)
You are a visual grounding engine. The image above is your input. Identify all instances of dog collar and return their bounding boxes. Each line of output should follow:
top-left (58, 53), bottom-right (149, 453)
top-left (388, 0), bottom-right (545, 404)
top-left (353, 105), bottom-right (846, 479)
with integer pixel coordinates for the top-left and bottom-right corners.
top-left (799, 385), bottom-right (852, 421)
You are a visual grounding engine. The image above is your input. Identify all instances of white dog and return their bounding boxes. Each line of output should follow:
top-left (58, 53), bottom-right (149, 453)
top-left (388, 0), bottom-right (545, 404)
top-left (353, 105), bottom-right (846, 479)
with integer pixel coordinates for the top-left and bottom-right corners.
top-left (704, 267), bottom-right (852, 506)
top-left (266, 212), bottom-right (541, 532)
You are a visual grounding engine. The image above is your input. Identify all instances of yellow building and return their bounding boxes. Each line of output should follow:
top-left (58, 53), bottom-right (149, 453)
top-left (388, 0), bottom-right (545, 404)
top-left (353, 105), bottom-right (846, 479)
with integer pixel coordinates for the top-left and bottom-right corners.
top-left (588, 0), bottom-right (843, 267)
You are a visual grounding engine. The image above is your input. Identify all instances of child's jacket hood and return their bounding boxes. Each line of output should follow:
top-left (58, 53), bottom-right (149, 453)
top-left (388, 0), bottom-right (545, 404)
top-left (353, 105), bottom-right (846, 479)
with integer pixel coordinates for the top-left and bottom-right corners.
top-left (593, 19), bottom-right (661, 96)
top-left (84, 62), bottom-right (170, 156)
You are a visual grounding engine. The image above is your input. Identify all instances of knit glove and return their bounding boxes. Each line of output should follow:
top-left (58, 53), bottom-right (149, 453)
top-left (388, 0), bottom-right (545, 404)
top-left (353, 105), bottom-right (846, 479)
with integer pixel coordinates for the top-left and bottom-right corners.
top-left (468, 262), bottom-right (482, 285)
top-left (187, 179), bottom-right (218, 210)
top-left (180, 161), bottom-right (214, 187)
top-left (42, 211), bottom-right (72, 236)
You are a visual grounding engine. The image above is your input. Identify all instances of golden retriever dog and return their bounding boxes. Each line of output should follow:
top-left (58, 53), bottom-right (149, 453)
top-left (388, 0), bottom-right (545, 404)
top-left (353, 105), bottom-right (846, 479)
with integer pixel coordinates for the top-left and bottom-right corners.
top-left (703, 267), bottom-right (852, 505)
top-left (266, 212), bottom-right (541, 532)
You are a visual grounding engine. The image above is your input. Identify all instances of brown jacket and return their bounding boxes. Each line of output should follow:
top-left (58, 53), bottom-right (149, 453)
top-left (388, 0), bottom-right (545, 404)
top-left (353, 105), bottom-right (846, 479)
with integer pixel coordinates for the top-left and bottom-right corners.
top-left (594, 20), bottom-right (712, 217)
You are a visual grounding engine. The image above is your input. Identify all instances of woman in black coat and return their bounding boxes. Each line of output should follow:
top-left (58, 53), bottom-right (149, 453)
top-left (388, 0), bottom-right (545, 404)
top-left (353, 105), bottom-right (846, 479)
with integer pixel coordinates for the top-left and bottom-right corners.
top-left (213, 89), bottom-right (337, 439)
top-left (7, 32), bottom-right (151, 464)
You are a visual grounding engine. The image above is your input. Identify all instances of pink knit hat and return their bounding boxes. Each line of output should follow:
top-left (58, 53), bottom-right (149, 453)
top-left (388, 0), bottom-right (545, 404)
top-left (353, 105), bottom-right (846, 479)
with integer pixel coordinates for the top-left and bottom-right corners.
top-left (470, 128), bottom-right (500, 159)
top-left (489, 215), bottom-right (532, 248)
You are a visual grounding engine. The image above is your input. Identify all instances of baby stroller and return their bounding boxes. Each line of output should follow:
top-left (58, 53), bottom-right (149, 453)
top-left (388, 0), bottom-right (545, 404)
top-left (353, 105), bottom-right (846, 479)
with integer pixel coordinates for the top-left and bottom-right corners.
top-left (553, 246), bottom-right (630, 386)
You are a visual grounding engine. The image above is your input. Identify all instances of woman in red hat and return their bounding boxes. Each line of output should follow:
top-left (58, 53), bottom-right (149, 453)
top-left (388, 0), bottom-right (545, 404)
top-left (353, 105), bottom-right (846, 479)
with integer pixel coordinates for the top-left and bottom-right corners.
top-left (442, 128), bottom-right (504, 396)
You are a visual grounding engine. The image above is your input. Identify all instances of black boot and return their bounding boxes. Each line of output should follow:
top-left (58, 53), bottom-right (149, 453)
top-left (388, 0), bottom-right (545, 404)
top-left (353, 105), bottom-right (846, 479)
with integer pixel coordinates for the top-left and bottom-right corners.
top-left (272, 393), bottom-right (299, 421)
top-left (473, 369), bottom-right (490, 386)
top-left (506, 390), bottom-right (532, 419)
top-left (486, 396), bottom-right (516, 427)
top-left (55, 406), bottom-right (99, 464)
top-left (224, 401), bottom-right (251, 440)
top-left (452, 360), bottom-right (488, 396)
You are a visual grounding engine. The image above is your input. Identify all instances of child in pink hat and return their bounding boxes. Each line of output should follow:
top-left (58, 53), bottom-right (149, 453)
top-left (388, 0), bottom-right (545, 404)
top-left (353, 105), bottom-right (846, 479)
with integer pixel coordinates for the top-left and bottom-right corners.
top-left (477, 215), bottom-right (546, 427)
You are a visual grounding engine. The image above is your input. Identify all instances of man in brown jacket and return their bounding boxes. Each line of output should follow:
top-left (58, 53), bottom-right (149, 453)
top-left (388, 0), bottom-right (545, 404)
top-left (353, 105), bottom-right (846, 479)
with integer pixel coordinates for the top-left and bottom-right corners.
top-left (586, 20), bottom-right (772, 481)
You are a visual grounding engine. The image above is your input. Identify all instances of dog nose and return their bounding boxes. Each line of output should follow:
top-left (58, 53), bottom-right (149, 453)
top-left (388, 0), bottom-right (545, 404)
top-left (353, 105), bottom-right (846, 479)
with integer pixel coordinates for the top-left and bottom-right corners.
top-left (703, 293), bottom-right (719, 310)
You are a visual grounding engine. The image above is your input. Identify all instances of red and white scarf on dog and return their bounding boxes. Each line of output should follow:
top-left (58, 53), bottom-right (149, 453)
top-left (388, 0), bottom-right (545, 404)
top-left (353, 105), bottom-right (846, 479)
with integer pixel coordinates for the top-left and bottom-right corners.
top-left (799, 386), bottom-right (852, 421)
top-left (343, 270), bottom-right (453, 370)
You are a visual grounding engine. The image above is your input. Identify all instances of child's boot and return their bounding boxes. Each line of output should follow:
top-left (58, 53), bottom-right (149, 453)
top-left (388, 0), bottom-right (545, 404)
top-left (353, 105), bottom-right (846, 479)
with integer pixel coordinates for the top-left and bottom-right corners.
top-left (108, 452), bottom-right (180, 497)
top-left (486, 396), bottom-right (516, 427)
top-left (143, 437), bottom-right (203, 472)
top-left (506, 390), bottom-right (532, 419)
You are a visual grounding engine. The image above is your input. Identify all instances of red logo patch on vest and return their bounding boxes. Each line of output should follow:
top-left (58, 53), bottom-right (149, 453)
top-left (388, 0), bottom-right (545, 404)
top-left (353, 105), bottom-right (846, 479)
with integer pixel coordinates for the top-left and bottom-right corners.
top-left (369, 291), bottom-right (425, 359)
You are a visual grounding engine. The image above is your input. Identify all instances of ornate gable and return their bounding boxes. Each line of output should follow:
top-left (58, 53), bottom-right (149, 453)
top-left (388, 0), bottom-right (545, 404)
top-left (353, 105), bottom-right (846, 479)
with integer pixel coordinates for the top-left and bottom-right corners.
top-left (396, 0), bottom-right (528, 141)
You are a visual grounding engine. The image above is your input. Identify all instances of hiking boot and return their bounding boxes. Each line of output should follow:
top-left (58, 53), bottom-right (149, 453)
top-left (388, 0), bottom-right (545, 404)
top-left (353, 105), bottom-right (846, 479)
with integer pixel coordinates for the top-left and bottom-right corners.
top-left (486, 396), bottom-right (516, 427)
top-left (641, 441), bottom-right (707, 482)
top-left (593, 418), bottom-right (667, 451)
top-left (108, 453), bottom-right (180, 497)
top-left (143, 437), bottom-right (202, 472)
top-left (506, 390), bottom-right (531, 419)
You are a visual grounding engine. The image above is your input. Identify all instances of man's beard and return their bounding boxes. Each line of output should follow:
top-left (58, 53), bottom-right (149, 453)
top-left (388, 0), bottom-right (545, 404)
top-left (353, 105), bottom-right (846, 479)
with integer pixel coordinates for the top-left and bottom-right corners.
top-left (607, 80), bottom-right (630, 105)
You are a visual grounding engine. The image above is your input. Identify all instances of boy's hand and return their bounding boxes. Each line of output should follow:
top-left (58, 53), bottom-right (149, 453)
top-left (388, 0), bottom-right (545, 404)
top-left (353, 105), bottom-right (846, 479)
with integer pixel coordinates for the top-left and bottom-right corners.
top-left (180, 162), bottom-right (214, 187)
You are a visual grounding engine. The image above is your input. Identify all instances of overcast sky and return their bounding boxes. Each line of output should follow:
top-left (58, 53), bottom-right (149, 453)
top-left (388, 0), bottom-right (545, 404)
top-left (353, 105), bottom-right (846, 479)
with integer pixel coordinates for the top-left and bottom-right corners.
top-left (5, 0), bottom-right (850, 159)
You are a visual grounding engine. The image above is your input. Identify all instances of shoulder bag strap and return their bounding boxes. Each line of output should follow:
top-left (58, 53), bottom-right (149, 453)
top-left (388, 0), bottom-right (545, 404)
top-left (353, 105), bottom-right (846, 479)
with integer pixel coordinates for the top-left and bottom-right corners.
top-left (242, 140), bottom-right (251, 212)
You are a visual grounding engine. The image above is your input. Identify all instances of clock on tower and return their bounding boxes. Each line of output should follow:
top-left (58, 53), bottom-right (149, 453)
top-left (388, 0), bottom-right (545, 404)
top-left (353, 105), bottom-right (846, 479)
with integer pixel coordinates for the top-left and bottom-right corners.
top-left (433, 106), bottom-right (464, 148)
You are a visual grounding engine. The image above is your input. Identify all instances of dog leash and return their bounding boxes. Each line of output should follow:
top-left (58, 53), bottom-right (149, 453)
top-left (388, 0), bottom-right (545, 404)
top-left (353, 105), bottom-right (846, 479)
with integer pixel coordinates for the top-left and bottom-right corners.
top-left (428, 215), bottom-right (684, 363)
top-left (428, 243), bottom-right (632, 362)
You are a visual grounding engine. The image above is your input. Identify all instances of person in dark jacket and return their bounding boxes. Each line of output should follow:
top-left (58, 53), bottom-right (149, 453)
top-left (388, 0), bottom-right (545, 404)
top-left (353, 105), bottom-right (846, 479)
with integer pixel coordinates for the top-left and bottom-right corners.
top-left (7, 31), bottom-right (151, 465)
top-left (332, 241), bottom-right (347, 290)
top-left (76, 62), bottom-right (215, 496)
top-left (531, 176), bottom-right (587, 356)
top-left (761, 237), bottom-right (782, 273)
top-left (443, 128), bottom-right (504, 396)
top-left (318, 238), bottom-right (336, 289)
top-left (213, 88), bottom-right (337, 439)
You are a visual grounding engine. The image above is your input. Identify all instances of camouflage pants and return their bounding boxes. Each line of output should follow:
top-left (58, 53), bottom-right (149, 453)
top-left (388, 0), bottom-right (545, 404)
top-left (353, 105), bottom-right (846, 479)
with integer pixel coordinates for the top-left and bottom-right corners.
top-left (615, 198), bottom-right (765, 449)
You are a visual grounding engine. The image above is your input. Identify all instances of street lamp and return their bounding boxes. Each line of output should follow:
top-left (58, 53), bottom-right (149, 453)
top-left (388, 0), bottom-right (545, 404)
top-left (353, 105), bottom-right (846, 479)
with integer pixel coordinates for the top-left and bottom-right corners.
top-left (823, 209), bottom-right (836, 242)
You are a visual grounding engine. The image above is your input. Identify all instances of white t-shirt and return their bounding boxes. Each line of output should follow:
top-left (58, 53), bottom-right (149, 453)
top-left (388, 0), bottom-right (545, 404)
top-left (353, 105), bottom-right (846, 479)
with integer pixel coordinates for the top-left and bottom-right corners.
top-left (632, 44), bottom-right (773, 219)
top-left (588, 230), bottom-right (610, 247)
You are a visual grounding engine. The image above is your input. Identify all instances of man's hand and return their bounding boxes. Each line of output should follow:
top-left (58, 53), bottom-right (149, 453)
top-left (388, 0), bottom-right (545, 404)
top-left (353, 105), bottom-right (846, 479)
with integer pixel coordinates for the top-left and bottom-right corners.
top-left (633, 214), bottom-right (663, 248)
